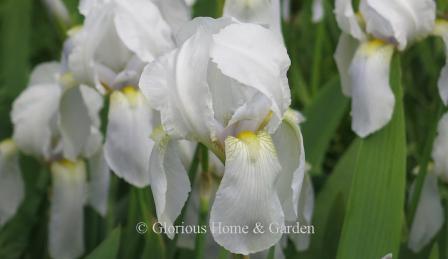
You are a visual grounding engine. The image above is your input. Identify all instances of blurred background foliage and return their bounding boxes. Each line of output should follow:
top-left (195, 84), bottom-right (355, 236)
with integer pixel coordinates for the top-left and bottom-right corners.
top-left (0, 0), bottom-right (448, 258)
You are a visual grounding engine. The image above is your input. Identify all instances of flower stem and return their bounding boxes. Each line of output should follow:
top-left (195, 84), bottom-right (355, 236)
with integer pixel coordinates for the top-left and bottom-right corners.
top-left (267, 245), bottom-right (275, 259)
top-left (194, 144), bottom-right (211, 259)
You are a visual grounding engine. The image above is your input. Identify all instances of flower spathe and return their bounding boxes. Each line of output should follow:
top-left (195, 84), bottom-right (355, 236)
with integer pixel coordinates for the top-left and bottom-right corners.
top-left (140, 17), bottom-right (306, 254)
top-left (334, 0), bottom-right (436, 137)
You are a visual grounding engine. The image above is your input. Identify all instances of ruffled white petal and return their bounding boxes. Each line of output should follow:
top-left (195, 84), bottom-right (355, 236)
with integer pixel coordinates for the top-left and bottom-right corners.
top-left (149, 129), bottom-right (191, 239)
top-left (272, 113), bottom-right (306, 221)
top-left (408, 174), bottom-right (444, 252)
top-left (349, 41), bottom-right (395, 137)
top-left (334, 33), bottom-right (359, 96)
top-left (174, 17), bottom-right (233, 45)
top-left (360, 0), bottom-right (436, 50)
top-left (210, 23), bottom-right (291, 130)
top-left (432, 113), bottom-right (448, 183)
top-left (114, 0), bottom-right (174, 63)
top-left (104, 88), bottom-right (154, 187)
top-left (139, 26), bottom-right (216, 142)
top-left (210, 131), bottom-right (283, 255)
top-left (11, 83), bottom-right (62, 159)
top-left (87, 148), bottom-right (110, 216)
top-left (0, 140), bottom-right (24, 226)
top-left (59, 86), bottom-right (92, 161)
top-left (49, 160), bottom-right (86, 259)
top-left (334, 0), bottom-right (366, 40)
top-left (29, 62), bottom-right (61, 86)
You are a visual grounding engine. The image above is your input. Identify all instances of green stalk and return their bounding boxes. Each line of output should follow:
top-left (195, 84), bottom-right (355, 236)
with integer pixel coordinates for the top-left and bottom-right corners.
top-left (407, 102), bottom-right (444, 226)
top-left (106, 175), bottom-right (118, 233)
top-left (218, 247), bottom-right (230, 259)
top-left (194, 144), bottom-right (210, 259)
top-left (266, 246), bottom-right (275, 259)
top-left (310, 21), bottom-right (325, 96)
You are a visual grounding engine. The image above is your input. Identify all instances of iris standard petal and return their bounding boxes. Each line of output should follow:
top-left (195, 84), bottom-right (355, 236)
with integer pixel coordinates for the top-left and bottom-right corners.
top-left (87, 148), bottom-right (110, 216)
top-left (210, 23), bottom-right (291, 130)
top-left (153, 0), bottom-right (191, 33)
top-left (272, 111), bottom-right (306, 221)
top-left (11, 83), bottom-right (62, 159)
top-left (210, 131), bottom-right (283, 255)
top-left (334, 0), bottom-right (366, 40)
top-left (104, 87), bottom-right (154, 187)
top-left (139, 27), bottom-right (216, 143)
top-left (360, 0), bottom-right (436, 50)
top-left (0, 140), bottom-right (24, 226)
top-left (149, 128), bottom-right (191, 239)
top-left (334, 33), bottom-right (359, 96)
top-left (349, 40), bottom-right (395, 137)
top-left (49, 160), bottom-right (86, 259)
top-left (432, 113), bottom-right (448, 183)
top-left (408, 174), bottom-right (444, 252)
top-left (114, 0), bottom-right (174, 63)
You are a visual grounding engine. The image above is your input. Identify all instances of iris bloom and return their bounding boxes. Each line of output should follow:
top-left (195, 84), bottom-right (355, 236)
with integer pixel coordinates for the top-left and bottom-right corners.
top-left (68, 0), bottom-right (191, 187)
top-left (140, 17), bottom-right (307, 254)
top-left (408, 113), bottom-right (448, 252)
top-left (334, 0), bottom-right (436, 137)
top-left (9, 62), bottom-right (109, 259)
top-left (433, 20), bottom-right (448, 106)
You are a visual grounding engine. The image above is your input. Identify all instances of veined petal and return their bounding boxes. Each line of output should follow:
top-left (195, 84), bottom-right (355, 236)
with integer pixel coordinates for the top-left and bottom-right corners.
top-left (210, 23), bottom-right (291, 131)
top-left (87, 148), bottom-right (110, 216)
top-left (139, 26), bottom-right (215, 143)
top-left (149, 128), bottom-right (191, 239)
top-left (434, 21), bottom-right (448, 105)
top-left (11, 84), bottom-right (62, 160)
top-left (114, 0), bottom-right (174, 63)
top-left (0, 140), bottom-right (24, 226)
top-left (432, 113), bottom-right (448, 183)
top-left (272, 113), bottom-right (305, 221)
top-left (360, 0), bottom-right (436, 50)
top-left (29, 62), bottom-right (61, 86)
top-left (349, 41), bottom-right (395, 137)
top-left (288, 174), bottom-right (314, 251)
top-left (334, 0), bottom-right (366, 40)
top-left (334, 33), bottom-right (359, 96)
top-left (59, 86), bottom-right (92, 161)
top-left (104, 87), bottom-right (154, 187)
top-left (175, 17), bottom-right (233, 45)
top-left (223, 0), bottom-right (282, 39)
top-left (49, 159), bottom-right (86, 259)
top-left (210, 131), bottom-right (283, 255)
top-left (408, 174), bottom-right (444, 252)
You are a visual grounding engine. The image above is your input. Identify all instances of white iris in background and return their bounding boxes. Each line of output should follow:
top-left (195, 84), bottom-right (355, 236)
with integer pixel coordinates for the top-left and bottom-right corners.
top-left (140, 17), bottom-right (307, 255)
top-left (9, 62), bottom-right (109, 259)
top-left (333, 0), bottom-right (436, 137)
top-left (68, 0), bottom-right (191, 187)
top-left (408, 113), bottom-right (448, 252)
top-left (433, 20), bottom-right (448, 107)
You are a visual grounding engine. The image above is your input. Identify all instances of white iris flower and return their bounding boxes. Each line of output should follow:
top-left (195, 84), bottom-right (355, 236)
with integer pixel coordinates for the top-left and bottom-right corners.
top-left (140, 17), bottom-right (307, 255)
top-left (9, 62), bottom-right (109, 259)
top-left (433, 20), bottom-right (448, 106)
top-left (333, 0), bottom-right (436, 137)
top-left (68, 0), bottom-right (191, 187)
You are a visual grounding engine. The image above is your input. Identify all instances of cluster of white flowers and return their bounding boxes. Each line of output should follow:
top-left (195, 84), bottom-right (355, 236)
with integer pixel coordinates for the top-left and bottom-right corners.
top-left (0, 0), bottom-right (315, 258)
top-left (332, 0), bottom-right (448, 254)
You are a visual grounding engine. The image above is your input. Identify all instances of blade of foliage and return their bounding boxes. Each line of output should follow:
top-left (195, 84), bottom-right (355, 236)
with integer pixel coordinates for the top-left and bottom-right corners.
top-left (301, 77), bottom-right (349, 176)
top-left (85, 227), bottom-right (121, 259)
top-left (336, 56), bottom-right (406, 259)
top-left (0, 0), bottom-right (31, 139)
